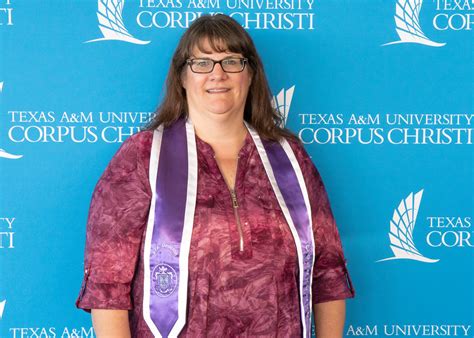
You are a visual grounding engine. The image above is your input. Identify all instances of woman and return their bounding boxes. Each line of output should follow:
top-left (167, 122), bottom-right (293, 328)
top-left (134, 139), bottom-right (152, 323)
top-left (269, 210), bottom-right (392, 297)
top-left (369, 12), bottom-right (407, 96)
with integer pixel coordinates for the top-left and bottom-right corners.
top-left (77, 14), bottom-right (354, 338)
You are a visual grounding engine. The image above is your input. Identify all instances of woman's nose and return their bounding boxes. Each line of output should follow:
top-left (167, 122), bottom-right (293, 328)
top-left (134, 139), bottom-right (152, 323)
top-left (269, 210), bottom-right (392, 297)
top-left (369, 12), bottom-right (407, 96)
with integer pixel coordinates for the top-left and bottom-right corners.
top-left (209, 62), bottom-right (228, 80)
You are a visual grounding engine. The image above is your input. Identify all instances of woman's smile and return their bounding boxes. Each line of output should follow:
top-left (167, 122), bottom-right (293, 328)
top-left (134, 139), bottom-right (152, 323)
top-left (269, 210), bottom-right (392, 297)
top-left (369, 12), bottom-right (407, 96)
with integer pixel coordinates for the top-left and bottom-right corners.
top-left (206, 87), bottom-right (230, 93)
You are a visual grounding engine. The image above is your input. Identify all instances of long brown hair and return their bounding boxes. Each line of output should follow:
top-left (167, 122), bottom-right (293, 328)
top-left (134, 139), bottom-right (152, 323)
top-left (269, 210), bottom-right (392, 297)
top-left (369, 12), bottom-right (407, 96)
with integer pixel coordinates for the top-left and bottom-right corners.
top-left (146, 14), bottom-right (295, 142)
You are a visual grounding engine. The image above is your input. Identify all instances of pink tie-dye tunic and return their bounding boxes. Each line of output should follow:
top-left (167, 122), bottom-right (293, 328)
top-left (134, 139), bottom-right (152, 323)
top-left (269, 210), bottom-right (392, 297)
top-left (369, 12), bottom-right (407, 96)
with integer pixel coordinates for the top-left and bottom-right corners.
top-left (76, 129), bottom-right (354, 337)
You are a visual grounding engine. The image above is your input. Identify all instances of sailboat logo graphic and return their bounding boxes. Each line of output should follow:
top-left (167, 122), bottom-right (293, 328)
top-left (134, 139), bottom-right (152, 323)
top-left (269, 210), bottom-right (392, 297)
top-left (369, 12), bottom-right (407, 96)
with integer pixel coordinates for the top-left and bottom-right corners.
top-left (272, 86), bottom-right (295, 128)
top-left (377, 190), bottom-right (439, 263)
top-left (86, 0), bottom-right (150, 45)
top-left (383, 0), bottom-right (446, 47)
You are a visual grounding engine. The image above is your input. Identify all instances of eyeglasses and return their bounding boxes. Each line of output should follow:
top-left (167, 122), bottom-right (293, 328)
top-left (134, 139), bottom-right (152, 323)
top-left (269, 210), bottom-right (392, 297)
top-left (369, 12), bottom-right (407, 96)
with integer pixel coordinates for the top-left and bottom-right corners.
top-left (186, 57), bottom-right (248, 73)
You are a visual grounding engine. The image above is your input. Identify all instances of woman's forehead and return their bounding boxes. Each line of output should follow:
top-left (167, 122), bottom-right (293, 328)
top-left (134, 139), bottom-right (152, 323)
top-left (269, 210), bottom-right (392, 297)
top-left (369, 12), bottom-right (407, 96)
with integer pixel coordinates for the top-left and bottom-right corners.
top-left (190, 37), bottom-right (242, 56)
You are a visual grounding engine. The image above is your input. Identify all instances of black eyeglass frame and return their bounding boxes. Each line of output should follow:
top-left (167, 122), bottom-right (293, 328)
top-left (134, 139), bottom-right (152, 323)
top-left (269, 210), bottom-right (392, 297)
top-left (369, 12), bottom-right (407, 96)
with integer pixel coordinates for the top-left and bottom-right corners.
top-left (186, 57), bottom-right (248, 74)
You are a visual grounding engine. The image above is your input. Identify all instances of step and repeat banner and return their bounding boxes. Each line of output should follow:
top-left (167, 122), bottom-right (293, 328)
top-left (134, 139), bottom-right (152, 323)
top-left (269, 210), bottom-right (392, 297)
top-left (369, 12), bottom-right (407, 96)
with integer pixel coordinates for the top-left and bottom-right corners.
top-left (1, 0), bottom-right (473, 337)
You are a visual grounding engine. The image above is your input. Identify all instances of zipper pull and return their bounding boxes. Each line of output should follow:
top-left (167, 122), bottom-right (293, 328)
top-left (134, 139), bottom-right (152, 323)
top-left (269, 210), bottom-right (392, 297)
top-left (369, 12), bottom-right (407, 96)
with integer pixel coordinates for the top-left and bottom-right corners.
top-left (230, 189), bottom-right (239, 208)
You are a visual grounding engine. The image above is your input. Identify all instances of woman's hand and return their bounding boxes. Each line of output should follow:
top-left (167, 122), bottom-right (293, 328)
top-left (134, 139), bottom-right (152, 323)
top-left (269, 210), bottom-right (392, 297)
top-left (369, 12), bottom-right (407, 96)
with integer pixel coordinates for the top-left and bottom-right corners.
top-left (313, 299), bottom-right (346, 338)
top-left (91, 309), bottom-right (131, 338)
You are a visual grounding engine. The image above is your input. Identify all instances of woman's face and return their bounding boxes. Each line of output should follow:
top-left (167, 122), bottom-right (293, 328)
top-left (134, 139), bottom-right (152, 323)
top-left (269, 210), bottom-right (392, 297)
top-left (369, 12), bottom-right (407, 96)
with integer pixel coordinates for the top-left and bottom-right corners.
top-left (182, 39), bottom-right (252, 122)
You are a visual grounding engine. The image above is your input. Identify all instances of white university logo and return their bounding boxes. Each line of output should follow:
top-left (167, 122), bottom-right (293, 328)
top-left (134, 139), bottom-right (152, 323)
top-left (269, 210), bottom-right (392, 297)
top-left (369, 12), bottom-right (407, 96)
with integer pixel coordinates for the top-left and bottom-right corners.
top-left (86, 0), bottom-right (150, 45)
top-left (383, 0), bottom-right (445, 47)
top-left (377, 189), bottom-right (439, 263)
top-left (272, 85), bottom-right (295, 127)
top-left (0, 300), bottom-right (5, 319)
top-left (0, 82), bottom-right (22, 160)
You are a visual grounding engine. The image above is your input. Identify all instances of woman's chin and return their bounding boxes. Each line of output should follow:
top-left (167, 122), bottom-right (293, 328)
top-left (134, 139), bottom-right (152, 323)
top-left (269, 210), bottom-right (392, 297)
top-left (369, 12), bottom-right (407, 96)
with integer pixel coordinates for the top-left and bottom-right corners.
top-left (204, 106), bottom-right (241, 118)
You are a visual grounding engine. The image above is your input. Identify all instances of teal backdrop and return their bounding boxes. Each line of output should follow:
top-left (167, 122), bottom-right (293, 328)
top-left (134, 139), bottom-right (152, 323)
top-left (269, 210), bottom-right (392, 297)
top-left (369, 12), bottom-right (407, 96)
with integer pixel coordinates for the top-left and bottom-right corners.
top-left (0, 0), bottom-right (473, 337)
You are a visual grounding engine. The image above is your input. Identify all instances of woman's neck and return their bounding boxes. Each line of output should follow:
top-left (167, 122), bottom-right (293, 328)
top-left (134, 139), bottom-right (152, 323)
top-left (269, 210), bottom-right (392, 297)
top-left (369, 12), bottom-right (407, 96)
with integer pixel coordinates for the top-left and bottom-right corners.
top-left (189, 112), bottom-right (248, 159)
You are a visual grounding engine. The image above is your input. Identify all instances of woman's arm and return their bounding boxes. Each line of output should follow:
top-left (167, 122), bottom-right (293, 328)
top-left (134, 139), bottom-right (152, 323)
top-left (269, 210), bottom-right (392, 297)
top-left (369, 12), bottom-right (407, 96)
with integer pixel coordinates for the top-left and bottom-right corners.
top-left (91, 309), bottom-right (131, 338)
top-left (313, 299), bottom-right (346, 338)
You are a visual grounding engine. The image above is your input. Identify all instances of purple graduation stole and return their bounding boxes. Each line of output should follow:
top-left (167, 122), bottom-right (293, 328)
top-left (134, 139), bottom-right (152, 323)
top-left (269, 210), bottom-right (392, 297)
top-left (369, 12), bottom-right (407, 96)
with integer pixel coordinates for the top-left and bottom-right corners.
top-left (143, 118), bottom-right (315, 338)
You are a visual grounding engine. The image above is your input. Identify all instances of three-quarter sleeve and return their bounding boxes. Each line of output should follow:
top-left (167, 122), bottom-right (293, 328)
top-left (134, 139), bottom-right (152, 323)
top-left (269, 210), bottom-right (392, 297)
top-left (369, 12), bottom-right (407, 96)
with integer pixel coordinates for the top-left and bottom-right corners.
top-left (76, 132), bottom-right (152, 311)
top-left (288, 138), bottom-right (355, 304)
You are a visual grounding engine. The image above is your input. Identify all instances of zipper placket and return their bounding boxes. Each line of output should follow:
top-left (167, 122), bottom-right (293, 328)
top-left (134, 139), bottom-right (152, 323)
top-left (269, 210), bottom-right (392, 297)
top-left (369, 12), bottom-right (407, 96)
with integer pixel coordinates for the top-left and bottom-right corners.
top-left (214, 153), bottom-right (245, 252)
top-left (230, 189), bottom-right (244, 251)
